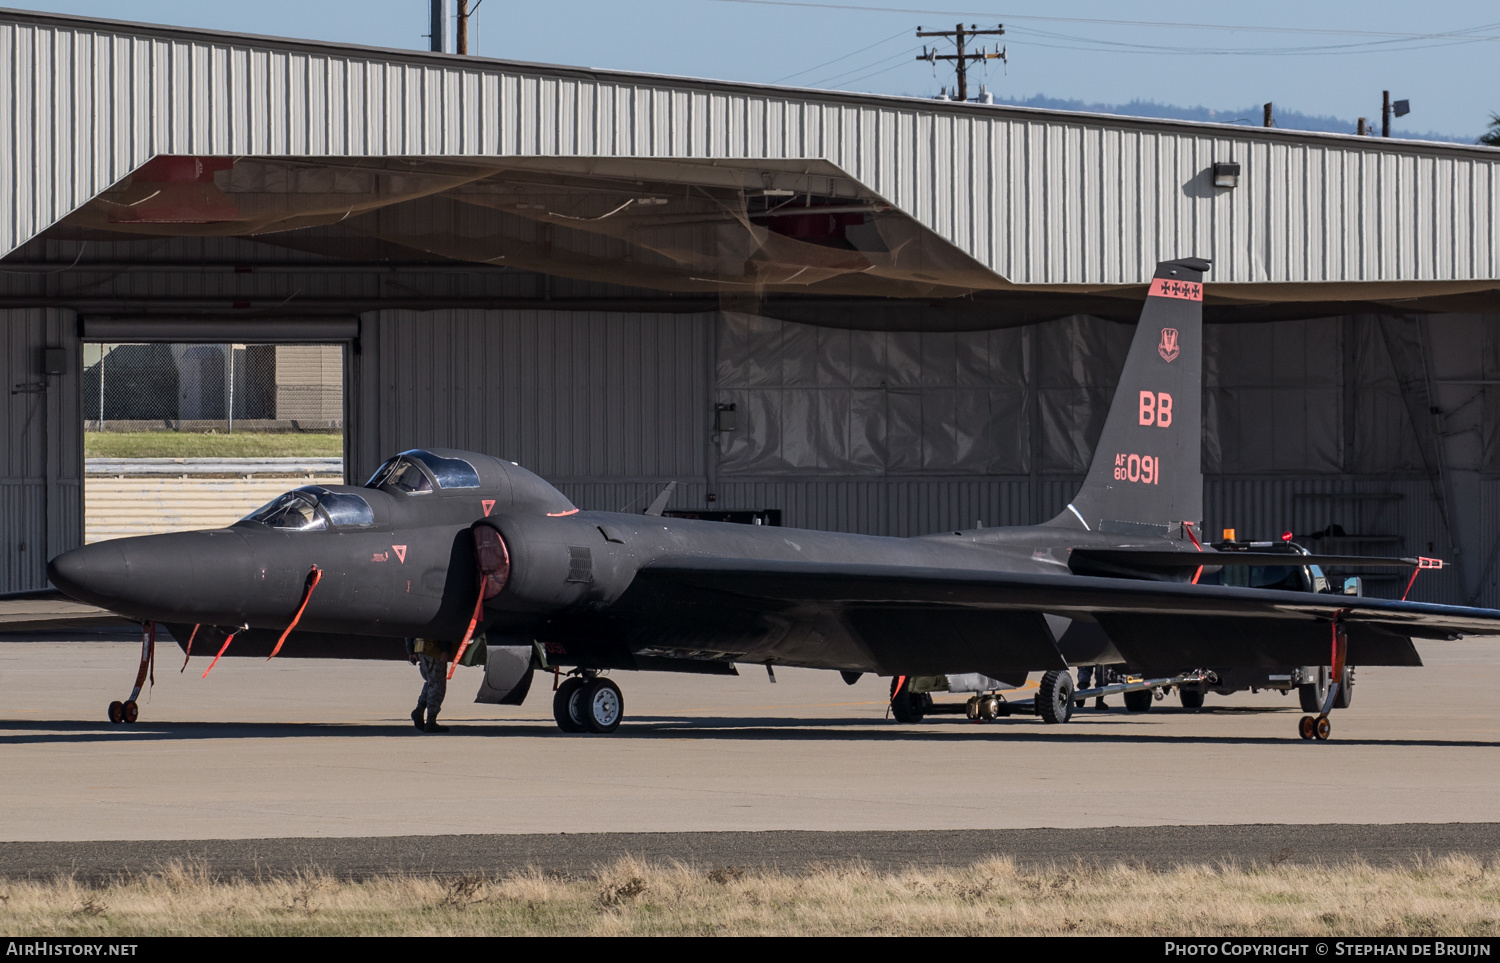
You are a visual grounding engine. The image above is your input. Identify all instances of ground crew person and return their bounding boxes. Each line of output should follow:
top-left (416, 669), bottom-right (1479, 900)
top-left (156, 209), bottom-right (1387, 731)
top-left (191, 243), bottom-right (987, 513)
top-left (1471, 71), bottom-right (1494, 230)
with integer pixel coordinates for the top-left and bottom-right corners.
top-left (1076, 664), bottom-right (1110, 710)
top-left (406, 637), bottom-right (451, 733)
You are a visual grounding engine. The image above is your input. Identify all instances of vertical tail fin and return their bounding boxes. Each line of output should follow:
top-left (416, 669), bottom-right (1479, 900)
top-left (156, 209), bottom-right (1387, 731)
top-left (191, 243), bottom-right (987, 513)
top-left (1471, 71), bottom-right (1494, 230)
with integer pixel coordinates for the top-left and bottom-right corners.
top-left (1051, 257), bottom-right (1209, 537)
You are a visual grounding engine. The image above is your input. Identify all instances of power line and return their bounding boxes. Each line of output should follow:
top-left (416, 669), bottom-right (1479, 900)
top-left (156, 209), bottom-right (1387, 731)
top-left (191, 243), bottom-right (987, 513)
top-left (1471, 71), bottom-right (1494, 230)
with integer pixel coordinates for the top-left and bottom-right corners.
top-left (1008, 21), bottom-right (1500, 56)
top-left (836, 52), bottom-right (929, 88)
top-left (1006, 31), bottom-right (1496, 58)
top-left (808, 43), bottom-right (923, 87)
top-left (701, 0), bottom-right (1500, 44)
top-left (773, 27), bottom-right (911, 82)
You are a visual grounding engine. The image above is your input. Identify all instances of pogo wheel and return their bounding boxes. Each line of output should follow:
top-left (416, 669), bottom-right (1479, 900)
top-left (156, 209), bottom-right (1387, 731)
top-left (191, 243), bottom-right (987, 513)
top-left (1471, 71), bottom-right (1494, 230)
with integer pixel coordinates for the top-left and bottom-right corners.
top-left (108, 701), bottom-right (125, 724)
top-left (1298, 715), bottom-right (1317, 740)
top-left (122, 700), bottom-right (139, 724)
top-left (1315, 716), bottom-right (1331, 741)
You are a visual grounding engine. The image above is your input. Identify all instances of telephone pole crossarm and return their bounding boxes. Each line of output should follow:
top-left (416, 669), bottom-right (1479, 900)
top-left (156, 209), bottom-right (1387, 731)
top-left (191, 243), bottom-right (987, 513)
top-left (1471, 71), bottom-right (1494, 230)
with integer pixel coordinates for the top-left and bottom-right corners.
top-left (914, 23), bottom-right (1005, 101)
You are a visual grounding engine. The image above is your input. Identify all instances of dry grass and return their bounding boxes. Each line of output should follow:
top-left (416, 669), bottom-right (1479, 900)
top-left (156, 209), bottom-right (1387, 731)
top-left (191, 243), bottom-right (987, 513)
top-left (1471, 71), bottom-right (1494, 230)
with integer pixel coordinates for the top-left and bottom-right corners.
top-left (2, 855), bottom-right (1499, 936)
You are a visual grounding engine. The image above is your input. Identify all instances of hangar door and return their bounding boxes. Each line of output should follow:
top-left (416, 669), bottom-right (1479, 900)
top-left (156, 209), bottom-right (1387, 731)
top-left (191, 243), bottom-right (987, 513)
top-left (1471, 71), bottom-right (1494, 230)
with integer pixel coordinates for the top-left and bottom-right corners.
top-left (78, 318), bottom-right (357, 545)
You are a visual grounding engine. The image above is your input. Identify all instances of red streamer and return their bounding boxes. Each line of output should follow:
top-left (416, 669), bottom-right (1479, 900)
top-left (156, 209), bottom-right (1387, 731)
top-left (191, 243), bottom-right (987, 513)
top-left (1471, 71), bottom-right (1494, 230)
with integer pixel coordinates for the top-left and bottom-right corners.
top-left (267, 566), bottom-right (323, 660)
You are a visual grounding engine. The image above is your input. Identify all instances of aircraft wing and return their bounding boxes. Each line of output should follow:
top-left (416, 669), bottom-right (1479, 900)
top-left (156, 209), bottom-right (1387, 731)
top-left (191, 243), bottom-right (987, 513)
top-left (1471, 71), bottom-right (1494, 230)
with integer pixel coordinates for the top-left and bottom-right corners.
top-left (636, 558), bottom-right (1500, 670)
top-left (0, 588), bottom-right (137, 635)
top-left (1069, 549), bottom-right (1422, 569)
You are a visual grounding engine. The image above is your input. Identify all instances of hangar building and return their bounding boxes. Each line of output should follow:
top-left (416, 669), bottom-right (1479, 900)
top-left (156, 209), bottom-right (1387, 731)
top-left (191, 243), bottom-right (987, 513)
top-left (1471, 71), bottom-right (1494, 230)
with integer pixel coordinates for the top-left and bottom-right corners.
top-left (3, 8), bottom-right (1500, 605)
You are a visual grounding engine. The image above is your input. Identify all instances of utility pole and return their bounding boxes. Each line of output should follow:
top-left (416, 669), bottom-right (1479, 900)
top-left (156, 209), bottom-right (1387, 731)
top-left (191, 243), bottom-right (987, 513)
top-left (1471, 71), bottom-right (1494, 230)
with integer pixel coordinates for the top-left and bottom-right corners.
top-left (1262, 102), bottom-right (1273, 128)
top-left (455, 0), bottom-right (485, 55)
top-left (916, 23), bottom-right (1005, 102)
top-left (428, 0), bottom-right (448, 53)
top-left (1382, 89), bottom-right (1392, 138)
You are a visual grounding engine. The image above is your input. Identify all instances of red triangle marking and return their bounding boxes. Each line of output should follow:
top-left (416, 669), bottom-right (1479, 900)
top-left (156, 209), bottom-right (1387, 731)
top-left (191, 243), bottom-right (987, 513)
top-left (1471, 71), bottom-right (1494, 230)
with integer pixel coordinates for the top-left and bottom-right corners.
top-left (392, 545), bottom-right (407, 564)
top-left (482, 499), bottom-right (496, 517)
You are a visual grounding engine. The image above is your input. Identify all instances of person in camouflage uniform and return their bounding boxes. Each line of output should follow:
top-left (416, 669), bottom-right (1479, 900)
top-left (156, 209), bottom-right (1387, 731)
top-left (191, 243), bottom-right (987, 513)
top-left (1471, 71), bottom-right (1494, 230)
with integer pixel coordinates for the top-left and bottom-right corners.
top-left (405, 637), bottom-right (451, 733)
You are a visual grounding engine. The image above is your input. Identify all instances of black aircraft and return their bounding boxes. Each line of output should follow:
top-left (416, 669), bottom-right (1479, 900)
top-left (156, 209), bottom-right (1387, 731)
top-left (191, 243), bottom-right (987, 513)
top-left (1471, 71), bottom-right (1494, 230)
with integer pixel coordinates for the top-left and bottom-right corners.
top-left (19, 257), bottom-right (1500, 740)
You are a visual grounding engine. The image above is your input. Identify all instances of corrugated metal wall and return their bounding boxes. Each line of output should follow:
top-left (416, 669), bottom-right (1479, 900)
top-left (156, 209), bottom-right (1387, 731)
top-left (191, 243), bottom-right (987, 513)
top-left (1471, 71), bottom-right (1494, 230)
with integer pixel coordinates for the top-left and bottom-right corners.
top-left (0, 308), bottom-right (81, 591)
top-left (353, 309), bottom-right (710, 484)
top-left (2, 11), bottom-right (1498, 287)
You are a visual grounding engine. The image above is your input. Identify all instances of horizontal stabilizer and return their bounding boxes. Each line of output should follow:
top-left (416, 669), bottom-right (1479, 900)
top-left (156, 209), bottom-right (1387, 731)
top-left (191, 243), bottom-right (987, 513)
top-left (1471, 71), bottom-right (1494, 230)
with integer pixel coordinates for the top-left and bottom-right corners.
top-left (643, 481), bottom-right (678, 517)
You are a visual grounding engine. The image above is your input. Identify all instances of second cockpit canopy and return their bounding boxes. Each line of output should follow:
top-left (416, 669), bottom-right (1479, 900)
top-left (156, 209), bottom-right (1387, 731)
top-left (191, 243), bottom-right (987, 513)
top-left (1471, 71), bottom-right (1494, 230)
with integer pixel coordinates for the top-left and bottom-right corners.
top-left (365, 449), bottom-right (481, 494)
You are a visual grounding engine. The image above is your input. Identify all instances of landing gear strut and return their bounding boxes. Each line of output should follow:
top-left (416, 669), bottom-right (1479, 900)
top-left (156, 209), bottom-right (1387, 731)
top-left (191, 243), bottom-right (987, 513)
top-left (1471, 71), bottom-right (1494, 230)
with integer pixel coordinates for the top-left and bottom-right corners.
top-left (1298, 620), bottom-right (1348, 741)
top-left (109, 622), bottom-right (156, 724)
top-left (552, 672), bottom-right (624, 734)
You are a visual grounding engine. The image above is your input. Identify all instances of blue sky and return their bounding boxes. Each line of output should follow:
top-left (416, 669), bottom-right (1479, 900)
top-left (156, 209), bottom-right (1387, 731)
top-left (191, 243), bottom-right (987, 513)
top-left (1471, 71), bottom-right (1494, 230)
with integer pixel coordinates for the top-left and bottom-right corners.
top-left (14, 1), bottom-right (1499, 140)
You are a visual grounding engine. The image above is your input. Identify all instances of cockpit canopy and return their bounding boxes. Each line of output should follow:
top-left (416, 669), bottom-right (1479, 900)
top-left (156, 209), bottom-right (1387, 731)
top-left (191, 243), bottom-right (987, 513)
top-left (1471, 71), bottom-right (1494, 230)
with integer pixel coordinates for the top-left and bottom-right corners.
top-left (240, 487), bottom-right (376, 532)
top-left (365, 449), bottom-right (481, 494)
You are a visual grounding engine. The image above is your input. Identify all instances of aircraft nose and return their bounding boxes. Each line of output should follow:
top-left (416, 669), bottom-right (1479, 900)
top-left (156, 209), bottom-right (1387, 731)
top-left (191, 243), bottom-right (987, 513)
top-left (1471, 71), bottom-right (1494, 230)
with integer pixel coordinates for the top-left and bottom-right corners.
top-left (48, 541), bottom-right (130, 607)
top-left (48, 530), bottom-right (254, 623)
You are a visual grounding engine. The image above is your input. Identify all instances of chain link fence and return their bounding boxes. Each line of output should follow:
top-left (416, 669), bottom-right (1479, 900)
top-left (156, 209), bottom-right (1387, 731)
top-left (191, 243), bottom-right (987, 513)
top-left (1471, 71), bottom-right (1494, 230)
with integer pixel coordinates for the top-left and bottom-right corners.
top-left (82, 343), bottom-right (342, 432)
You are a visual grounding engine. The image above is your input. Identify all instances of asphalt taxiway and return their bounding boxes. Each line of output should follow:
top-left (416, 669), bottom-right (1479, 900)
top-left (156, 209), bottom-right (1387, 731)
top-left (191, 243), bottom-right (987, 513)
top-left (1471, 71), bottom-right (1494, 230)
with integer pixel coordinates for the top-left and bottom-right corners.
top-left (2, 639), bottom-right (1499, 867)
top-left (3, 825), bottom-right (1499, 882)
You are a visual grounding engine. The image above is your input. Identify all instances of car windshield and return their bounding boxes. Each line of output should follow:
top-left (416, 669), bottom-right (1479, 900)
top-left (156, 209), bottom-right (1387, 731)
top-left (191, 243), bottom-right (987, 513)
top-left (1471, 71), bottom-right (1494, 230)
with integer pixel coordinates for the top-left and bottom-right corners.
top-left (242, 487), bottom-right (374, 531)
top-left (365, 450), bottom-right (480, 492)
top-left (1220, 564), bottom-right (1305, 591)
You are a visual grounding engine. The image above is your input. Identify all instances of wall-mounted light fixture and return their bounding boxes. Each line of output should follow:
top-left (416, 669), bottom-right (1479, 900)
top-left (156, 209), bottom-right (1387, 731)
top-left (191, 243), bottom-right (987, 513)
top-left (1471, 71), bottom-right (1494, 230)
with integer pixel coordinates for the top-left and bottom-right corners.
top-left (1212, 161), bottom-right (1241, 189)
top-left (41, 347), bottom-right (66, 376)
top-left (714, 403), bottom-right (737, 432)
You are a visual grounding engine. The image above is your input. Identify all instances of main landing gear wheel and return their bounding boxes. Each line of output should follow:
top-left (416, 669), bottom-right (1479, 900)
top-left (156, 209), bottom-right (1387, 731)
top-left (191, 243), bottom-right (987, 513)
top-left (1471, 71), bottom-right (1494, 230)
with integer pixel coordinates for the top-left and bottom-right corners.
top-left (1333, 665), bottom-right (1355, 709)
top-left (1298, 667), bottom-right (1329, 713)
top-left (889, 678), bottom-right (930, 724)
top-left (553, 677), bottom-right (588, 733)
top-left (579, 678), bottom-right (623, 734)
top-left (1036, 670), bottom-right (1074, 725)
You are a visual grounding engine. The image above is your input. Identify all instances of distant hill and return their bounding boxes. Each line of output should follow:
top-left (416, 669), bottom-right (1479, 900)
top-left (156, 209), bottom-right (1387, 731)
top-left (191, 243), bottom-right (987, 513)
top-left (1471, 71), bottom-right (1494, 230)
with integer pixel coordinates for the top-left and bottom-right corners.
top-left (992, 94), bottom-right (1473, 145)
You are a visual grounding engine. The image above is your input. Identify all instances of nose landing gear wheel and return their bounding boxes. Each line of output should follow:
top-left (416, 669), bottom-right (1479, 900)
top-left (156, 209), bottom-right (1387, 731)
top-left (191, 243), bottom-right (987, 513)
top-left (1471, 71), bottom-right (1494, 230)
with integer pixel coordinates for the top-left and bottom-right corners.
top-left (552, 677), bottom-right (588, 733)
top-left (1298, 715), bottom-right (1316, 740)
top-left (108, 701), bottom-right (125, 724)
top-left (1315, 716), bottom-right (1331, 740)
top-left (122, 700), bottom-right (139, 724)
top-left (580, 678), bottom-right (623, 734)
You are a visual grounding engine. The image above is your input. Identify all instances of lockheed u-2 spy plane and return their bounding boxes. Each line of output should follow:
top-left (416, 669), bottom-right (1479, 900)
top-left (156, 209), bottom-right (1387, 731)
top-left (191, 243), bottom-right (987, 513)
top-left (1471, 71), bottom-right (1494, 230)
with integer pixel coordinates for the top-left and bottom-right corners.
top-left (31, 257), bottom-right (1500, 741)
